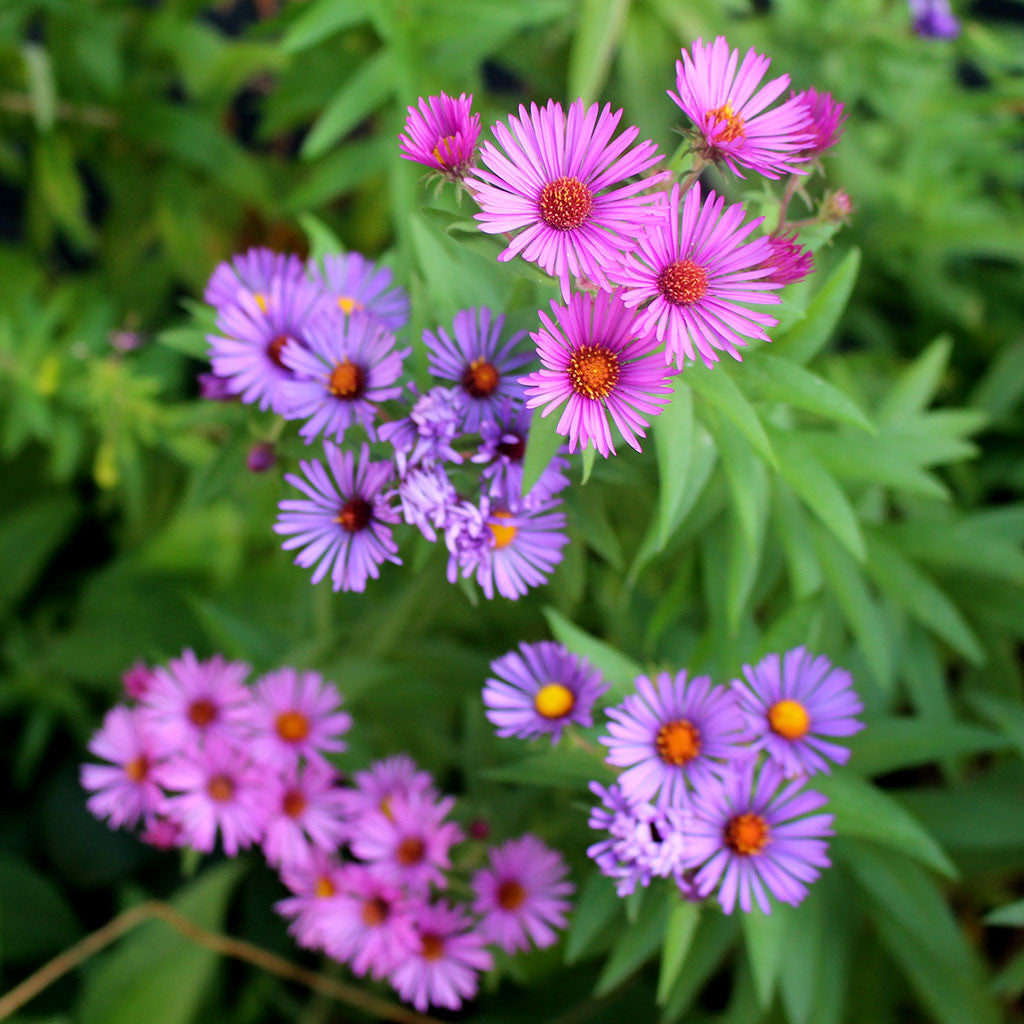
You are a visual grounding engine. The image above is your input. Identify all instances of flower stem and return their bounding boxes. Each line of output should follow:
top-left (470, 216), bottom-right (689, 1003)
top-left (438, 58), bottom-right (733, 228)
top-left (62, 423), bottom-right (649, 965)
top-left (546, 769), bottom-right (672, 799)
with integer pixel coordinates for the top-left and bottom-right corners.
top-left (775, 173), bottom-right (803, 232)
top-left (677, 155), bottom-right (707, 196)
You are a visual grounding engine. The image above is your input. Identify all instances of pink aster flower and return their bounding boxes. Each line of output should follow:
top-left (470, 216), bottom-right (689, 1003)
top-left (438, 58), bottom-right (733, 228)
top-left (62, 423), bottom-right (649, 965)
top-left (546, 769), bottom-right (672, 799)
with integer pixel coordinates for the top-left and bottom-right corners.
top-left (472, 835), bottom-right (573, 953)
top-left (471, 99), bottom-right (666, 296)
top-left (309, 253), bottom-right (409, 333)
top-left (262, 761), bottom-right (349, 870)
top-left (141, 649), bottom-right (251, 750)
top-left (275, 849), bottom-right (349, 951)
top-left (350, 791), bottom-right (463, 895)
top-left (204, 247), bottom-right (305, 312)
top-left (274, 442), bottom-right (402, 593)
top-left (246, 667), bottom-right (351, 769)
top-left (730, 647), bottom-right (864, 778)
top-left (601, 671), bottom-right (748, 808)
top-left (388, 901), bottom-right (493, 1013)
top-left (340, 753), bottom-right (438, 825)
top-left (122, 660), bottom-right (154, 700)
top-left (80, 706), bottom-right (169, 829)
top-left (610, 183), bottom-right (781, 369)
top-left (521, 289), bottom-right (674, 456)
top-left (762, 232), bottom-right (814, 285)
top-left (399, 92), bottom-right (481, 180)
top-left (669, 36), bottom-right (814, 178)
top-left (161, 736), bottom-right (266, 856)
top-left (791, 87), bottom-right (846, 156)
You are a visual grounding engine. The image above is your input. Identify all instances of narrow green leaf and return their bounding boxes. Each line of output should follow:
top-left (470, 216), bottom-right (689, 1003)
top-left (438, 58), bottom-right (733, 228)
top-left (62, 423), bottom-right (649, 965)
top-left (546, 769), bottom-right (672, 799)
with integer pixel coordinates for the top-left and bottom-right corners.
top-left (568, 0), bottom-right (631, 104)
top-left (22, 43), bottom-right (56, 131)
top-left (0, 854), bottom-right (80, 962)
top-left (659, 913), bottom-right (739, 1023)
top-left (521, 405), bottom-right (565, 495)
top-left (709, 407), bottom-right (767, 555)
top-left (877, 335), bottom-right (952, 426)
top-left (595, 886), bottom-right (669, 996)
top-left (299, 213), bottom-right (345, 264)
top-left (565, 871), bottom-right (622, 964)
top-left (772, 481), bottom-right (823, 600)
top-left (282, 0), bottom-right (372, 52)
top-left (743, 904), bottom-right (788, 1008)
top-left (0, 496), bottom-right (78, 619)
top-left (481, 746), bottom-right (612, 789)
top-left (657, 900), bottom-right (701, 1004)
top-left (986, 899), bottom-right (1024, 927)
top-left (654, 387), bottom-right (693, 547)
top-left (964, 690), bottom-right (1024, 758)
top-left (689, 364), bottom-right (775, 466)
top-left (157, 326), bottom-right (210, 360)
top-left (543, 607), bottom-right (642, 695)
top-left (581, 444), bottom-right (596, 484)
top-left (847, 717), bottom-right (1009, 776)
top-left (778, 887), bottom-right (825, 1024)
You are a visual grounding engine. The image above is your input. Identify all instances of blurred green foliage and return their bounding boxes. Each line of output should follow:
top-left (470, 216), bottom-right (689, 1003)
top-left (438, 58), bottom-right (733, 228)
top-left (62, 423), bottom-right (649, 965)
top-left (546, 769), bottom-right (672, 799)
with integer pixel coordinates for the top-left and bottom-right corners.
top-left (0, 0), bottom-right (1022, 1022)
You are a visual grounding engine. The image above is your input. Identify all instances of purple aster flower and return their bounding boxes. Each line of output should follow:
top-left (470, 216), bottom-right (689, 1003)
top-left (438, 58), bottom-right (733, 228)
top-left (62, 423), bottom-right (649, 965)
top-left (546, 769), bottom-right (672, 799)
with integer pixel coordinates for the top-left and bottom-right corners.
top-left (396, 458), bottom-right (459, 541)
top-left (610, 183), bottom-right (781, 369)
top-left (197, 371), bottom-right (237, 401)
top-left (310, 253), bottom-right (409, 332)
top-left (281, 310), bottom-right (410, 444)
top-left (380, 385), bottom-right (468, 465)
top-left (483, 641), bottom-right (607, 743)
top-left (601, 671), bottom-right (747, 808)
top-left (762, 232), bottom-right (814, 286)
top-left (791, 88), bottom-right (846, 156)
top-left (445, 491), bottom-right (568, 601)
top-left (472, 835), bottom-right (573, 953)
top-left (910, 0), bottom-right (961, 38)
top-left (340, 753), bottom-right (439, 826)
top-left (423, 308), bottom-right (530, 431)
top-left (521, 289), bottom-right (674, 457)
top-left (208, 272), bottom-right (328, 414)
top-left (275, 849), bottom-right (349, 951)
top-left (80, 706), bottom-right (170, 830)
top-left (730, 647), bottom-right (864, 777)
top-left (670, 36), bottom-right (814, 179)
top-left (388, 901), bottom-right (493, 1013)
top-left (162, 736), bottom-right (267, 856)
top-left (262, 761), bottom-right (348, 870)
top-left (399, 92), bottom-right (481, 180)
top-left (471, 99), bottom-right (667, 296)
top-left (684, 761), bottom-right (834, 913)
top-left (204, 247), bottom-right (305, 311)
top-left (141, 649), bottom-right (251, 750)
top-left (274, 442), bottom-right (402, 593)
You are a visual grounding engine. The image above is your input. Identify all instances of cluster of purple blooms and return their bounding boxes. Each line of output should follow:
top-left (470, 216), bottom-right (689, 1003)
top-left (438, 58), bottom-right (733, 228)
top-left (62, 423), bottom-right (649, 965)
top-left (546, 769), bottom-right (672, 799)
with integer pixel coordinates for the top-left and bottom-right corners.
top-left (481, 641), bottom-right (863, 915)
top-left (81, 653), bottom-right (574, 1013)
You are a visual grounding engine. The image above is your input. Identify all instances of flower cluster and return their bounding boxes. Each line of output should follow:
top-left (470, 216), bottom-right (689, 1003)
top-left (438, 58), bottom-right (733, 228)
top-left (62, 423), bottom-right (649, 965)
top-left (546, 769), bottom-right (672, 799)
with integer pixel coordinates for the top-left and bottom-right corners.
top-left (81, 653), bottom-right (574, 1013)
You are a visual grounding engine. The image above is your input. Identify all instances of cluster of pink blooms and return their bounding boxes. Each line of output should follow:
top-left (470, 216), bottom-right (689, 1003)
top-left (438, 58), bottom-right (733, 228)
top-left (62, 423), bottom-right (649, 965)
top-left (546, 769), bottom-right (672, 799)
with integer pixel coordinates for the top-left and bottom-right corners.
top-left (81, 652), bottom-right (574, 1013)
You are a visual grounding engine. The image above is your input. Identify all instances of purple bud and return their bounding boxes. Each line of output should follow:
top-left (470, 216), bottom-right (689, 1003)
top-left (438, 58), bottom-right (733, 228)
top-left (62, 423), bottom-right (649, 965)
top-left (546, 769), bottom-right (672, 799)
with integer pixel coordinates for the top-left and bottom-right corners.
top-left (246, 442), bottom-right (277, 473)
top-left (122, 660), bottom-right (154, 700)
top-left (198, 371), bottom-right (236, 401)
top-left (468, 818), bottom-right (491, 840)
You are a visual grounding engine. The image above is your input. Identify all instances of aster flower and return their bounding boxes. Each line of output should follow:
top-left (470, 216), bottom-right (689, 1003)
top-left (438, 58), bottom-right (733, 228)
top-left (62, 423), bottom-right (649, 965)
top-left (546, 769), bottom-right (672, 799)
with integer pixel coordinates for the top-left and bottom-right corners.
top-left (380, 385), bottom-right (467, 465)
top-left (274, 442), bottom-right (402, 593)
top-left (610, 183), bottom-right (781, 369)
top-left (483, 641), bottom-right (607, 743)
top-left (204, 247), bottom-right (305, 311)
top-left (323, 865), bottom-right (418, 979)
top-left (162, 736), bottom-right (267, 856)
top-left (684, 761), bottom-right (834, 913)
top-left (310, 252), bottom-right (410, 332)
top-left (207, 271), bottom-right (327, 413)
top-left (423, 308), bottom-right (530, 431)
top-left (601, 671), bottom-right (747, 808)
top-left (80, 706), bottom-right (169, 829)
top-left (399, 92), bottom-right (481, 180)
top-left (521, 289), bottom-right (674, 457)
top-left (791, 87), bottom-right (846, 156)
top-left (730, 647), bottom-right (864, 777)
top-left (197, 371), bottom-right (236, 401)
top-left (246, 667), bottom-right (352, 769)
top-left (396, 459), bottom-right (459, 542)
top-left (141, 649), bottom-right (251, 750)
top-left (444, 492), bottom-right (568, 601)
top-left (275, 849), bottom-right (349, 951)
top-left (350, 791), bottom-right (463, 894)
top-left (262, 761), bottom-right (349, 870)
top-left (910, 0), bottom-right (961, 38)
top-left (762, 232), bottom-right (814, 286)
top-left (388, 901), bottom-right (493, 1013)
top-left (122, 661), bottom-right (154, 701)
top-left (669, 36), bottom-right (814, 179)
top-left (281, 311), bottom-right (410, 443)
top-left (341, 753), bottom-right (439, 826)
top-left (472, 99), bottom-right (666, 296)
top-left (472, 835), bottom-right (573, 953)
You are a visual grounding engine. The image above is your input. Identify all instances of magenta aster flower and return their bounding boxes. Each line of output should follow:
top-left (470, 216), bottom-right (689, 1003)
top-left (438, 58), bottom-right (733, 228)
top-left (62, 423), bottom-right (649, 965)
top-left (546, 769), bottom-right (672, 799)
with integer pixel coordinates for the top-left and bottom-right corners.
top-left (730, 647), bottom-right (864, 778)
top-left (399, 92), bottom-right (481, 180)
top-left (684, 761), bottom-right (834, 914)
top-left (483, 641), bottom-right (607, 743)
top-left (310, 253), bottom-right (409, 332)
top-left (162, 736), bottom-right (267, 856)
top-left (472, 835), bottom-right (573, 953)
top-left (423, 308), bottom-right (530, 431)
top-left (80, 706), bottom-right (169, 829)
top-left (261, 761), bottom-right (348, 870)
top-left (350, 791), bottom-right (463, 895)
top-left (275, 849), bottom-right (349, 951)
top-left (141, 649), bottom-right (251, 750)
top-left (791, 87), bottom-right (846, 156)
top-left (601, 671), bottom-right (747, 808)
top-left (341, 753), bottom-right (438, 825)
top-left (122, 661), bottom-right (154, 701)
top-left (611, 183), bottom-right (781, 369)
top-left (521, 289), bottom-right (674, 456)
top-left (274, 442), bottom-right (402, 593)
top-left (762, 232), bottom-right (814, 285)
top-left (472, 99), bottom-right (666, 296)
top-left (204, 247), bottom-right (305, 311)
top-left (281, 311), bottom-right (410, 444)
top-left (669, 36), bottom-right (814, 178)
top-left (388, 901), bottom-right (493, 1013)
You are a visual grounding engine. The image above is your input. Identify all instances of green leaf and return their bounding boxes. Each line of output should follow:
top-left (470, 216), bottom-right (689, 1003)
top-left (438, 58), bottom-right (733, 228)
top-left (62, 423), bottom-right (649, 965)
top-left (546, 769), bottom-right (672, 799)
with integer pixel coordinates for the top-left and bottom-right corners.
top-left (708, 407), bottom-right (766, 556)
top-left (481, 746), bottom-right (612, 789)
top-left (282, 0), bottom-right (372, 52)
top-left (877, 335), bottom-right (952, 426)
top-left (964, 690), bottom-right (1024, 758)
top-left (595, 886), bottom-right (669, 996)
top-left (298, 213), bottom-right (345, 264)
top-left (778, 887), bottom-right (826, 1024)
top-left (157, 325), bottom-right (210, 360)
top-left (657, 900), bottom-right (701, 1005)
top-left (521, 405), bottom-right (565, 495)
top-left (565, 871), bottom-right (621, 964)
top-left (22, 43), bottom-right (56, 131)
top-left (654, 387), bottom-right (693, 547)
top-left (742, 903), bottom-right (788, 1008)
top-left (688, 364), bottom-right (776, 466)
top-left (986, 899), bottom-right (1024, 927)
top-left (543, 607), bottom-right (642, 696)
top-left (580, 444), bottom-right (596, 485)
top-left (773, 248), bottom-right (860, 364)
top-left (568, 0), bottom-right (631, 103)
top-left (847, 717), bottom-right (1009, 776)
top-left (772, 482), bottom-right (823, 601)
top-left (660, 913), bottom-right (739, 1022)
top-left (0, 853), bottom-right (80, 963)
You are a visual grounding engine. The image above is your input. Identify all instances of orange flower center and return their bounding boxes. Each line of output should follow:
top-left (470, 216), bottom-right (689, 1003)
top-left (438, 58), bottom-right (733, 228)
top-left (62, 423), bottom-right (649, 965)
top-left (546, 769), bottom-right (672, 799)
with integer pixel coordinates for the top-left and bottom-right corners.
top-left (207, 773), bottom-right (235, 803)
top-left (432, 134), bottom-right (459, 167)
top-left (315, 876), bottom-right (336, 898)
top-left (724, 812), bottom-right (770, 856)
top-left (328, 359), bottom-right (364, 398)
top-left (534, 683), bottom-right (575, 719)
top-left (337, 296), bottom-right (364, 315)
top-left (489, 511), bottom-right (517, 550)
top-left (497, 880), bottom-right (527, 911)
top-left (768, 699), bottom-right (811, 740)
top-left (538, 175), bottom-right (593, 231)
top-left (187, 698), bottom-right (218, 727)
top-left (658, 259), bottom-right (709, 305)
top-left (568, 344), bottom-right (620, 400)
top-left (361, 896), bottom-right (390, 926)
top-left (655, 719), bottom-right (702, 765)
top-left (462, 358), bottom-right (500, 398)
top-left (275, 710), bottom-right (311, 743)
top-left (336, 497), bottom-right (372, 533)
top-left (420, 932), bottom-right (445, 961)
top-left (396, 837), bottom-right (426, 866)
top-left (707, 103), bottom-right (746, 142)
top-left (282, 788), bottom-right (307, 818)
top-left (266, 335), bottom-right (291, 368)
top-left (125, 756), bottom-right (149, 782)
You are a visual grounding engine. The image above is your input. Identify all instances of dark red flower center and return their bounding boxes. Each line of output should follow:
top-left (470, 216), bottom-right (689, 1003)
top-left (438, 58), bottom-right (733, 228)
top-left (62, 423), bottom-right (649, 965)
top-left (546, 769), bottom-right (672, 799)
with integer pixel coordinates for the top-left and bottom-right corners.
top-left (724, 812), bottom-right (770, 856)
top-left (568, 345), bottom-right (620, 400)
top-left (125, 756), bottom-right (149, 782)
top-left (462, 358), bottom-right (500, 398)
top-left (397, 836), bottom-right (426, 866)
top-left (657, 259), bottom-right (709, 306)
top-left (336, 498), bottom-right (372, 533)
top-left (420, 932), bottom-right (445, 961)
top-left (207, 774), bottom-right (235, 803)
top-left (655, 719), bottom-right (701, 765)
top-left (497, 880), bottom-right (527, 911)
top-left (282, 788), bottom-right (307, 818)
top-left (538, 176), bottom-right (593, 231)
top-left (497, 435), bottom-right (526, 461)
top-left (361, 896), bottom-right (390, 926)
top-left (706, 103), bottom-right (746, 142)
top-left (266, 335), bottom-right (291, 369)
top-left (328, 359), bottom-right (364, 398)
top-left (187, 698), bottom-right (218, 727)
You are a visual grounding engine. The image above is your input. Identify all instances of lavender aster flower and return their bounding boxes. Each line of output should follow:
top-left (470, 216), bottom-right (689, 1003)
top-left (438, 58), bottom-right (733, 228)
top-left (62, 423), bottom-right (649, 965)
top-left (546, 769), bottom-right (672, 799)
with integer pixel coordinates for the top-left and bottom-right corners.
top-left (204, 247), bottom-right (305, 311)
top-left (310, 252), bottom-right (410, 332)
top-left (910, 0), bottom-right (961, 38)
top-left (483, 641), bottom-right (607, 743)
top-left (396, 459), bottom-right (459, 542)
top-left (380, 385), bottom-right (468, 464)
top-left (684, 761), bottom-right (834, 913)
top-left (399, 92), bottom-right (481, 180)
top-left (472, 99), bottom-right (666, 296)
top-left (791, 88), bottom-right (846, 156)
top-left (423, 308), bottom-right (530, 430)
top-left (730, 647), bottom-right (864, 777)
top-left (274, 442), bottom-right (401, 593)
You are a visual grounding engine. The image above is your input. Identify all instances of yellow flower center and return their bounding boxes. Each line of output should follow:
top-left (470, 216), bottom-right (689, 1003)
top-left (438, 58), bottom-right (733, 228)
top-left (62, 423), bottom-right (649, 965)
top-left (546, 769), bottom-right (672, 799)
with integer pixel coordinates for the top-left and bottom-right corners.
top-left (489, 511), bottom-right (517, 549)
top-left (768, 699), bottom-right (811, 740)
top-left (253, 291), bottom-right (268, 312)
top-left (568, 345), bottom-right (620, 400)
top-left (337, 296), bottom-right (364, 315)
top-left (328, 358), bottom-right (364, 398)
top-left (314, 876), bottom-right (335, 898)
top-left (707, 103), bottom-right (746, 142)
top-left (533, 683), bottom-right (575, 719)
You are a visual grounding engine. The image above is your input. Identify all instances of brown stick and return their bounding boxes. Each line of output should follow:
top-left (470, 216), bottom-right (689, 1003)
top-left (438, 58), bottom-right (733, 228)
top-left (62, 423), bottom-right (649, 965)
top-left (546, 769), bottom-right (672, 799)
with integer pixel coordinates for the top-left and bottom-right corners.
top-left (0, 90), bottom-right (119, 128)
top-left (0, 900), bottom-right (443, 1024)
